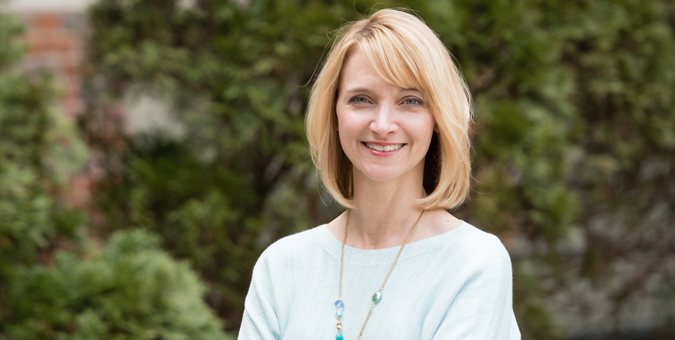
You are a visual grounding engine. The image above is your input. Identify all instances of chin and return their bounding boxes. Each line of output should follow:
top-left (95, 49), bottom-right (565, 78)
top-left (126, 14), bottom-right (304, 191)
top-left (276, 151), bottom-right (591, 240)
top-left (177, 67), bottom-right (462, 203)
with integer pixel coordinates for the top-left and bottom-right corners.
top-left (357, 166), bottom-right (406, 183)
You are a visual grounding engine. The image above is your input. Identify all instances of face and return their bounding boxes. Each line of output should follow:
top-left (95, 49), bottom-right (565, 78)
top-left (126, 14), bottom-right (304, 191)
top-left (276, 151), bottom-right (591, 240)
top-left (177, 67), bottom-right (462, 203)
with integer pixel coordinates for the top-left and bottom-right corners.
top-left (335, 49), bottom-right (436, 184)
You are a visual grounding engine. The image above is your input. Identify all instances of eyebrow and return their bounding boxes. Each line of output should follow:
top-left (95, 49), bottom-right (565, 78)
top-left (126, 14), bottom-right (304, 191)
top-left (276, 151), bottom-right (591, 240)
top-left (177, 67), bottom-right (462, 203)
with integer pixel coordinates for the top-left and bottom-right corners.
top-left (343, 87), bottom-right (422, 95)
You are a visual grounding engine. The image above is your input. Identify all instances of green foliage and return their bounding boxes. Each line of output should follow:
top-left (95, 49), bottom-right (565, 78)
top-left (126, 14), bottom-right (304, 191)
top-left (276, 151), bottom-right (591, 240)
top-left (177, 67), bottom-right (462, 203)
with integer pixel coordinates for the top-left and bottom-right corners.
top-left (83, 0), bottom-right (675, 338)
top-left (1, 8), bottom-right (231, 339)
top-left (83, 0), bottom-right (358, 324)
top-left (0, 9), bottom-right (88, 323)
top-left (6, 229), bottom-right (231, 340)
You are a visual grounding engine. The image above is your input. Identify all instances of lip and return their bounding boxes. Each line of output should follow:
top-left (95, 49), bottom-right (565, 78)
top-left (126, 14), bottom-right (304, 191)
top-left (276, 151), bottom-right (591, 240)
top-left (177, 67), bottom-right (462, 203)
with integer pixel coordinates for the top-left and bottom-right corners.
top-left (363, 141), bottom-right (404, 146)
top-left (361, 142), bottom-right (406, 157)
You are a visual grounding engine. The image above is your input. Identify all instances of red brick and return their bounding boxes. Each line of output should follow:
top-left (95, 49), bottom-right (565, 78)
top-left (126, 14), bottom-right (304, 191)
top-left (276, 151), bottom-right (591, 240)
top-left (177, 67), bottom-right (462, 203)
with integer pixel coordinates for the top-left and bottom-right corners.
top-left (25, 30), bottom-right (76, 53)
top-left (65, 173), bottom-right (94, 208)
top-left (62, 98), bottom-right (83, 118)
top-left (66, 77), bottom-right (80, 98)
top-left (64, 50), bottom-right (83, 69)
top-left (63, 64), bottom-right (79, 75)
top-left (32, 13), bottom-right (62, 29)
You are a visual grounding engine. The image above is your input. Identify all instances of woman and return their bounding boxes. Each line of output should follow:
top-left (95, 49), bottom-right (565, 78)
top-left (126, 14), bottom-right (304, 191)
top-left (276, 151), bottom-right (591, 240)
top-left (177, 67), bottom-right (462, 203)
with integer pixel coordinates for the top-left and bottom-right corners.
top-left (239, 8), bottom-right (520, 340)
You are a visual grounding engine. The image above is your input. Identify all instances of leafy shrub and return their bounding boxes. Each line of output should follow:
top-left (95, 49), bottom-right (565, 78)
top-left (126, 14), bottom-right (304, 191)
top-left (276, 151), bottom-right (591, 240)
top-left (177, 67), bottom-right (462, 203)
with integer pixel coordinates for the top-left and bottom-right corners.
top-left (0, 8), bottom-right (230, 339)
top-left (0, 9), bottom-right (87, 323)
top-left (5, 229), bottom-right (231, 340)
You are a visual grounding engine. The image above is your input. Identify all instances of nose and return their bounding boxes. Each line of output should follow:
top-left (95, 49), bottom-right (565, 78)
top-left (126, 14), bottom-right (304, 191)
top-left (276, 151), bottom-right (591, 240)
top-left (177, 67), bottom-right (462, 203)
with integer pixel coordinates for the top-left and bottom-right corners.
top-left (370, 104), bottom-right (398, 136)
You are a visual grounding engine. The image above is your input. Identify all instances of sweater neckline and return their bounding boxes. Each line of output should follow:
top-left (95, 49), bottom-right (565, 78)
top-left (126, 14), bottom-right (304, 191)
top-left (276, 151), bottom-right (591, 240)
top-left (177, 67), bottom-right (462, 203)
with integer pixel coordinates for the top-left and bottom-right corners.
top-left (313, 221), bottom-right (468, 265)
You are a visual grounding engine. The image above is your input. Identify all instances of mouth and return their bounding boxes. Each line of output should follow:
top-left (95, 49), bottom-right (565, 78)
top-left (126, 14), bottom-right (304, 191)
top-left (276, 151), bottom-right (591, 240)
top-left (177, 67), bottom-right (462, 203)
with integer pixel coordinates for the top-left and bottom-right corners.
top-left (362, 142), bottom-right (406, 152)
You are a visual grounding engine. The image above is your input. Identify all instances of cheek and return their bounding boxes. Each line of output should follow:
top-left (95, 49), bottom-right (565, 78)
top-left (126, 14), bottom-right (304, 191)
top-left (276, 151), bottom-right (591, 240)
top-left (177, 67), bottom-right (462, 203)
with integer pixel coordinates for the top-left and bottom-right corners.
top-left (423, 114), bottom-right (437, 138)
top-left (336, 111), bottom-right (355, 153)
top-left (336, 111), bottom-right (363, 140)
top-left (338, 126), bottom-right (360, 156)
top-left (407, 116), bottom-right (436, 142)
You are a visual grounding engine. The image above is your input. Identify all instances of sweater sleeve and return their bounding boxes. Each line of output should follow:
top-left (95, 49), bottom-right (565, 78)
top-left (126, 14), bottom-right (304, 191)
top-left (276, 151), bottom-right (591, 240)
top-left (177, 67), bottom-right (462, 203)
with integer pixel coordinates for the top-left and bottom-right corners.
top-left (432, 234), bottom-right (521, 340)
top-left (238, 248), bottom-right (282, 340)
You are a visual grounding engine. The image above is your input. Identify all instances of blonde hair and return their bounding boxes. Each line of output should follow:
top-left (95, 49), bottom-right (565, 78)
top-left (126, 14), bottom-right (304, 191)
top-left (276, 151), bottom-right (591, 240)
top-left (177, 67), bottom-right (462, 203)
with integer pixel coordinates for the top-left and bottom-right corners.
top-left (305, 8), bottom-right (473, 210)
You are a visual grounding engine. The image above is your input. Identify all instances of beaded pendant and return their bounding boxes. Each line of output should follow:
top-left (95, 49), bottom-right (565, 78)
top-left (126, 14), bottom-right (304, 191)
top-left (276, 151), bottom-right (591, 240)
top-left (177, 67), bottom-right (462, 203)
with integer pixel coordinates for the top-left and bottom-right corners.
top-left (372, 291), bottom-right (382, 304)
top-left (334, 209), bottom-right (425, 340)
top-left (335, 300), bottom-right (344, 340)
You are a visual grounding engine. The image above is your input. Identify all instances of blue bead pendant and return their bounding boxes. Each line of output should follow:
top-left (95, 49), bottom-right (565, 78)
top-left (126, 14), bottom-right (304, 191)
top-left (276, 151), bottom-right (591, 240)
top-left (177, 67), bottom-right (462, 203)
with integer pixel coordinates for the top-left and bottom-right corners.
top-left (372, 291), bottom-right (382, 304)
top-left (335, 299), bottom-right (344, 319)
top-left (335, 299), bottom-right (344, 339)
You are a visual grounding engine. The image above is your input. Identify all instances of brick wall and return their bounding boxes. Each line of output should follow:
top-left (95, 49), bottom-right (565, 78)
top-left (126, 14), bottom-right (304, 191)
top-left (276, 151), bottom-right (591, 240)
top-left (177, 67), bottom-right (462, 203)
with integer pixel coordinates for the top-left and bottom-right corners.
top-left (19, 12), bottom-right (87, 118)
top-left (14, 10), bottom-right (93, 208)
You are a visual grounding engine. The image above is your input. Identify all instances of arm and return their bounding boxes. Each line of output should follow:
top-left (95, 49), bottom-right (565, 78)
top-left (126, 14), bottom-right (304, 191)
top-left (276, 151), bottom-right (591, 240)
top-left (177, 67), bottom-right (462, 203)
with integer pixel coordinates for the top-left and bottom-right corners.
top-left (238, 250), bottom-right (281, 340)
top-left (432, 235), bottom-right (521, 340)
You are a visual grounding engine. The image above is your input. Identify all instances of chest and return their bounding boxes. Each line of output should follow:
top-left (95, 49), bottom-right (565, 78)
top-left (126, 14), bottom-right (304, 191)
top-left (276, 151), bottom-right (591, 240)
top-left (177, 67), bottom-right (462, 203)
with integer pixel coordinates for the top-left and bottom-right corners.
top-left (281, 259), bottom-right (458, 340)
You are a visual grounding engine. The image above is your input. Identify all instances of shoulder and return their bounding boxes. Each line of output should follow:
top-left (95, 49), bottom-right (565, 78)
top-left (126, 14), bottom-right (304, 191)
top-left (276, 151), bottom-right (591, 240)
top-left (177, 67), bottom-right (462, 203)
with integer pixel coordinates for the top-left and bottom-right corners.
top-left (460, 223), bottom-right (510, 254)
top-left (254, 225), bottom-right (325, 271)
top-left (248, 225), bottom-right (330, 298)
top-left (454, 222), bottom-right (514, 273)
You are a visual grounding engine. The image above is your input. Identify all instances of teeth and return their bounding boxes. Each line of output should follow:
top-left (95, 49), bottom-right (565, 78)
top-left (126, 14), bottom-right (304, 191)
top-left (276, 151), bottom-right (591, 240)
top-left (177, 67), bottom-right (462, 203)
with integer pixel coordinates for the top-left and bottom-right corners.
top-left (365, 143), bottom-right (403, 152)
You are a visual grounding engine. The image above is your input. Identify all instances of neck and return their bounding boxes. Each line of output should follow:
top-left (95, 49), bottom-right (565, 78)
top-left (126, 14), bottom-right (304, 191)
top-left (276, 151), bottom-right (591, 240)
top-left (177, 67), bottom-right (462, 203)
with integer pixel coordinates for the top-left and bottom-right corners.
top-left (346, 165), bottom-right (426, 250)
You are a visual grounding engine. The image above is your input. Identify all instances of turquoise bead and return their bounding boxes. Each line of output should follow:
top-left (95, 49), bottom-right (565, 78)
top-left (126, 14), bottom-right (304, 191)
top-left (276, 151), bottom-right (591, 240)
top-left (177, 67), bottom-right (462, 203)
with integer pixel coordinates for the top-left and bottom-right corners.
top-left (336, 333), bottom-right (343, 340)
top-left (372, 291), bottom-right (382, 304)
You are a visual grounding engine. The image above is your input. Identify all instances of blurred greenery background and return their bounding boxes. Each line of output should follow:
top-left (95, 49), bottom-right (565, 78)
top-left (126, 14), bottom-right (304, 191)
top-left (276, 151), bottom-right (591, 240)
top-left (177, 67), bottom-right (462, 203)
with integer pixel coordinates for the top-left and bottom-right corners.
top-left (1, 0), bottom-right (674, 339)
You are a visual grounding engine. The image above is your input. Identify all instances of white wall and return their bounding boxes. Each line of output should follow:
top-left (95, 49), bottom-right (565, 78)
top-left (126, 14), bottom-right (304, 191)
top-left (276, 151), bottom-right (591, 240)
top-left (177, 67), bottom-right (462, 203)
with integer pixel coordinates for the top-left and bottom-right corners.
top-left (4, 0), bottom-right (95, 12)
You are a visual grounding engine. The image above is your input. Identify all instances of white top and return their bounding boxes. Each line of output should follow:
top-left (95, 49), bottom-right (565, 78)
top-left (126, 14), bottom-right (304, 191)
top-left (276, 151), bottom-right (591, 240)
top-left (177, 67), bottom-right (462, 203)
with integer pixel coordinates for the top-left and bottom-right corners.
top-left (239, 221), bottom-right (521, 340)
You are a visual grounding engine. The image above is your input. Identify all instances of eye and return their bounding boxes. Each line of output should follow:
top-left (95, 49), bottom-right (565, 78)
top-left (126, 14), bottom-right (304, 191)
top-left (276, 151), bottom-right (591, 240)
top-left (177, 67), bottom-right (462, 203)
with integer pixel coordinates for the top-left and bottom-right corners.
top-left (349, 96), bottom-right (370, 104)
top-left (403, 97), bottom-right (423, 106)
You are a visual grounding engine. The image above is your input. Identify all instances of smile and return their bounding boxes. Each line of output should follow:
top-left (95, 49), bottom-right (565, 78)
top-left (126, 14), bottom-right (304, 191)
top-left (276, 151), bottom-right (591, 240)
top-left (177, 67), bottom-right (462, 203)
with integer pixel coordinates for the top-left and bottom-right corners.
top-left (364, 142), bottom-right (405, 152)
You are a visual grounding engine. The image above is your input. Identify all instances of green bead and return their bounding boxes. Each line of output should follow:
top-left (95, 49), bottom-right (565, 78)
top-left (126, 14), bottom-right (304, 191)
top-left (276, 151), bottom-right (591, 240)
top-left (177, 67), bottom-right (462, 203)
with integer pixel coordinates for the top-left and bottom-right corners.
top-left (372, 291), bottom-right (382, 304)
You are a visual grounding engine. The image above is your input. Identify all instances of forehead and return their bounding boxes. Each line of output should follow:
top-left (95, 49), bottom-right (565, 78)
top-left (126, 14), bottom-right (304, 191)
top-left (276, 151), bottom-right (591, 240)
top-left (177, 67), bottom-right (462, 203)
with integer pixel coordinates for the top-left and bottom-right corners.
top-left (339, 49), bottom-right (378, 86)
top-left (340, 40), bottom-right (424, 93)
top-left (339, 48), bottom-right (422, 94)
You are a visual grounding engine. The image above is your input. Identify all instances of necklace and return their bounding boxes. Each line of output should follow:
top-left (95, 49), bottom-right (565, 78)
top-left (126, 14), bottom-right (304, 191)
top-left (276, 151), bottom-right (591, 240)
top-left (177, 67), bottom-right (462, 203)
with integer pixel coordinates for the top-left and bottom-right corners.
top-left (334, 209), bottom-right (426, 340)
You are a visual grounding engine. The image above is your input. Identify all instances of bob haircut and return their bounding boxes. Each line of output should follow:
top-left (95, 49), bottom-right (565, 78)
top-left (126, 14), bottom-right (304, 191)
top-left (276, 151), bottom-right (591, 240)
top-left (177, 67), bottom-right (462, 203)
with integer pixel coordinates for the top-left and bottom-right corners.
top-left (305, 8), bottom-right (473, 210)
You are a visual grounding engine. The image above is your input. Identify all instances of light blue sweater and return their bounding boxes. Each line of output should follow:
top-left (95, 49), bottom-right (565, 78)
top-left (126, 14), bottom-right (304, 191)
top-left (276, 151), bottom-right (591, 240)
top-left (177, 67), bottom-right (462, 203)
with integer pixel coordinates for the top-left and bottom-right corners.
top-left (239, 221), bottom-right (521, 340)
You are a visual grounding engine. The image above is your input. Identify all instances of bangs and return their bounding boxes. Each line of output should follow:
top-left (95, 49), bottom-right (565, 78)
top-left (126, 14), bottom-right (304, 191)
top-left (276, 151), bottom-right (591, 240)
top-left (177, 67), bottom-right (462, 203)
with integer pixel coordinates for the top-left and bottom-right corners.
top-left (356, 28), bottom-right (429, 96)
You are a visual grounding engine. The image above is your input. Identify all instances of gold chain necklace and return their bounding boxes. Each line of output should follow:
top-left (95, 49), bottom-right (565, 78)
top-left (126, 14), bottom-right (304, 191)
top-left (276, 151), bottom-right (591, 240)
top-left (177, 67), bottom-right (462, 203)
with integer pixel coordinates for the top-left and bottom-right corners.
top-left (334, 209), bottom-right (426, 340)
